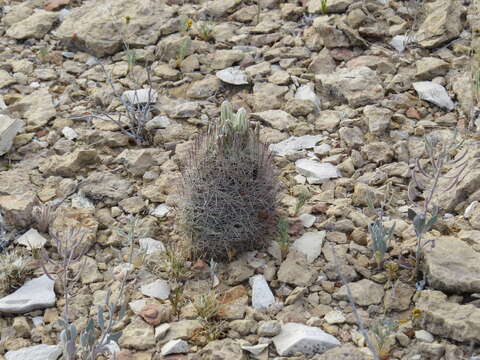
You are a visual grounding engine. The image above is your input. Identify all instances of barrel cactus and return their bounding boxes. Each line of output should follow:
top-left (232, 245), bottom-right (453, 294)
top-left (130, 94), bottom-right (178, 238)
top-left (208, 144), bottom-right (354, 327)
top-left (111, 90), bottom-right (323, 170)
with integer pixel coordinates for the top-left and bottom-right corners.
top-left (179, 101), bottom-right (278, 261)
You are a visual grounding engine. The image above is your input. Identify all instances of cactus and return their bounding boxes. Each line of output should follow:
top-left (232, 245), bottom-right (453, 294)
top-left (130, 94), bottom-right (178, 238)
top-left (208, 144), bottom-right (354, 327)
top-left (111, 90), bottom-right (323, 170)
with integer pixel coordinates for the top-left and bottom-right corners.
top-left (179, 101), bottom-right (278, 261)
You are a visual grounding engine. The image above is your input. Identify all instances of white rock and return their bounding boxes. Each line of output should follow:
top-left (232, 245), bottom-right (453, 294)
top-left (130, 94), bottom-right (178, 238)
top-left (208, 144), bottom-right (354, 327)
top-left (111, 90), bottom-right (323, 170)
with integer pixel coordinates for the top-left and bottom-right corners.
top-left (5, 344), bottom-right (62, 360)
top-left (295, 83), bottom-right (321, 112)
top-left (294, 174), bottom-right (306, 184)
top-left (273, 322), bottom-right (340, 356)
top-left (161, 339), bottom-right (190, 356)
top-left (249, 274), bottom-right (275, 310)
top-left (415, 330), bottom-right (434, 343)
top-left (16, 228), bottom-right (47, 249)
top-left (128, 299), bottom-right (147, 314)
top-left (61, 126), bottom-right (78, 140)
top-left (32, 316), bottom-right (44, 326)
top-left (465, 201), bottom-right (478, 219)
top-left (140, 279), bottom-right (170, 300)
top-left (139, 238), bottom-right (166, 255)
top-left (0, 115), bottom-right (23, 156)
top-left (146, 115), bottom-right (171, 130)
top-left (216, 67), bottom-right (249, 85)
top-left (155, 323), bottom-right (170, 340)
top-left (269, 135), bottom-right (324, 157)
top-left (314, 143), bottom-right (331, 156)
top-left (0, 96), bottom-right (7, 110)
top-left (292, 231), bottom-right (325, 263)
top-left (299, 214), bottom-right (316, 228)
top-left (71, 192), bottom-right (95, 209)
top-left (121, 88), bottom-right (157, 105)
top-left (295, 158), bottom-right (341, 183)
top-left (413, 81), bottom-right (454, 111)
top-left (0, 275), bottom-right (56, 314)
top-left (324, 310), bottom-right (346, 324)
top-left (241, 343), bottom-right (269, 355)
top-left (151, 204), bottom-right (171, 218)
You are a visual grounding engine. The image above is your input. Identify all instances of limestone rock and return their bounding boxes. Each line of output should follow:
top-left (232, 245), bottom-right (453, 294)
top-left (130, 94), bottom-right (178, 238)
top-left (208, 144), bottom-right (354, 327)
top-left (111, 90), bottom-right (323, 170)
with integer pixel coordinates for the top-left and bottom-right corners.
top-left (333, 279), bottom-right (384, 306)
top-left (11, 88), bottom-right (56, 131)
top-left (415, 290), bottom-right (480, 342)
top-left (55, 0), bottom-right (175, 57)
top-left (295, 83), bottom-right (321, 112)
top-left (415, 57), bottom-right (449, 80)
top-left (216, 67), bottom-right (249, 85)
top-left (115, 148), bottom-right (168, 176)
top-left (292, 231), bottom-right (326, 263)
top-left (258, 320), bottom-right (282, 337)
top-left (251, 110), bottom-right (296, 131)
top-left (140, 280), bottom-right (170, 300)
top-left (0, 275), bottom-right (55, 314)
top-left (6, 10), bottom-right (57, 39)
top-left (423, 236), bottom-right (480, 293)
top-left (295, 158), bottom-right (341, 184)
top-left (121, 89), bottom-right (157, 105)
top-left (273, 322), bottom-right (340, 356)
top-left (40, 150), bottom-right (99, 177)
top-left (5, 344), bottom-right (62, 360)
top-left (0, 192), bottom-right (37, 228)
top-left (312, 344), bottom-right (368, 359)
top-left (80, 172), bottom-right (132, 203)
top-left (308, 0), bottom-right (353, 14)
top-left (0, 115), bottom-right (23, 156)
top-left (278, 250), bottom-right (317, 286)
top-left (119, 317), bottom-right (155, 350)
top-left (16, 228), bottom-right (47, 249)
top-left (249, 275), bottom-right (275, 310)
top-left (197, 338), bottom-right (246, 359)
top-left (416, 0), bottom-right (463, 48)
top-left (269, 135), bottom-right (324, 157)
top-left (0, 70), bottom-right (16, 89)
top-left (161, 339), bottom-right (190, 356)
top-left (139, 238), bottom-right (165, 255)
top-left (413, 82), bottom-right (454, 111)
top-left (315, 66), bottom-right (384, 108)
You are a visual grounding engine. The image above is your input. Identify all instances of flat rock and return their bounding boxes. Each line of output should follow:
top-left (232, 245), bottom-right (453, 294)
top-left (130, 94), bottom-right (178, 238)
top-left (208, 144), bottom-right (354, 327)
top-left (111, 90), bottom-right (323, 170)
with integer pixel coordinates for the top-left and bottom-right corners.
top-left (140, 279), bottom-right (170, 300)
top-left (308, 0), bottom-right (354, 13)
top-left (216, 67), bottom-right (249, 85)
top-left (16, 228), bottom-right (47, 249)
top-left (80, 172), bottom-right (132, 203)
top-left (415, 290), bottom-right (480, 342)
top-left (249, 275), bottom-right (275, 310)
top-left (6, 9), bottom-right (57, 40)
top-left (55, 0), bottom-right (175, 57)
top-left (0, 115), bottom-right (23, 156)
top-left (295, 158), bottom-right (341, 184)
top-left (161, 339), bottom-right (190, 356)
top-left (119, 317), bottom-right (156, 350)
top-left (295, 83), bottom-right (321, 112)
top-left (333, 279), bottom-right (384, 306)
top-left (0, 275), bottom-right (55, 314)
top-left (312, 344), bottom-right (368, 359)
top-left (12, 88), bottom-right (56, 131)
top-left (269, 135), bottom-right (324, 157)
top-left (151, 204), bottom-right (171, 218)
top-left (251, 110), bottom-right (296, 131)
top-left (424, 236), bottom-right (480, 293)
top-left (413, 81), bottom-right (454, 110)
top-left (0, 70), bottom-right (16, 89)
top-left (292, 231), bottom-right (325, 263)
top-left (139, 238), bottom-right (165, 255)
top-left (278, 250), bottom-right (317, 286)
top-left (273, 322), bottom-right (340, 356)
top-left (5, 344), bottom-right (62, 360)
top-left (0, 192), bottom-right (38, 228)
top-left (121, 88), bottom-right (157, 105)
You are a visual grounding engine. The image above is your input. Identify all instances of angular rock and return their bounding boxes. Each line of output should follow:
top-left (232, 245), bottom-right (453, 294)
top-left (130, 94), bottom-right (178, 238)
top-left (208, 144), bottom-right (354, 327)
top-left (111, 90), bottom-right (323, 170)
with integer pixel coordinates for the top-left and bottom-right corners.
top-left (0, 115), bottom-right (23, 156)
top-left (0, 192), bottom-right (37, 228)
top-left (333, 279), bottom-right (384, 306)
top-left (269, 135), bottom-right (324, 157)
top-left (121, 89), bottom-right (157, 105)
top-left (0, 275), bottom-right (55, 314)
top-left (139, 303), bottom-right (171, 326)
top-left (5, 344), bottom-right (62, 360)
top-left (161, 339), bottom-right (190, 356)
top-left (278, 250), bottom-right (317, 286)
top-left (258, 320), bottom-right (282, 337)
top-left (115, 148), bottom-right (168, 176)
top-left (295, 83), bottom-right (321, 112)
top-left (413, 81), bottom-right (454, 111)
top-left (140, 280), bottom-right (170, 300)
top-left (249, 275), bottom-right (275, 310)
top-left (415, 290), bottom-right (480, 342)
top-left (216, 67), bottom-right (249, 85)
top-left (315, 66), bottom-right (384, 108)
top-left (40, 150), bottom-right (99, 177)
top-left (16, 228), bottom-right (47, 249)
top-left (312, 344), bottom-right (368, 359)
top-left (292, 231), bottom-right (326, 263)
top-left (295, 158), bottom-right (341, 184)
top-left (6, 10), bottom-right (57, 40)
top-left (11, 88), bottom-right (56, 131)
top-left (139, 238), bottom-right (165, 255)
top-left (80, 172), bottom-right (132, 203)
top-left (0, 70), bottom-right (16, 89)
top-left (186, 76), bottom-right (221, 99)
top-left (415, 57), bottom-right (449, 80)
top-left (197, 338), bottom-right (246, 359)
top-left (423, 236), bottom-right (480, 293)
top-left (416, 0), bottom-right (463, 48)
top-left (273, 322), bottom-right (340, 356)
top-left (324, 310), bottom-right (346, 325)
top-left (363, 106), bottom-right (391, 134)
top-left (55, 0), bottom-right (175, 57)
top-left (251, 110), bottom-right (296, 131)
top-left (119, 317), bottom-right (155, 350)
top-left (384, 281), bottom-right (415, 311)
top-left (151, 204), bottom-right (171, 218)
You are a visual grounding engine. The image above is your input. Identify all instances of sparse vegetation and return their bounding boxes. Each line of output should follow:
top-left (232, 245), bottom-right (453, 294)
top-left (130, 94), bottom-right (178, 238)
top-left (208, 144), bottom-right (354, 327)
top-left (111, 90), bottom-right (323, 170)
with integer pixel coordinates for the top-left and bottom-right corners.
top-left (178, 101), bottom-right (278, 261)
top-left (370, 317), bottom-right (397, 360)
top-left (294, 189), bottom-right (310, 216)
top-left (196, 21), bottom-right (215, 41)
top-left (0, 249), bottom-right (33, 296)
top-left (276, 216), bottom-right (290, 260)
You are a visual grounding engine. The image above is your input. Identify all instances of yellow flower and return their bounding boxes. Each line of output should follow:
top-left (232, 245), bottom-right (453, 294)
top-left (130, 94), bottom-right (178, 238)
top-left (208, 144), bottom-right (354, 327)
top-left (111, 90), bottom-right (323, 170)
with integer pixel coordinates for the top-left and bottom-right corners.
top-left (412, 308), bottom-right (422, 320)
top-left (187, 19), bottom-right (193, 28)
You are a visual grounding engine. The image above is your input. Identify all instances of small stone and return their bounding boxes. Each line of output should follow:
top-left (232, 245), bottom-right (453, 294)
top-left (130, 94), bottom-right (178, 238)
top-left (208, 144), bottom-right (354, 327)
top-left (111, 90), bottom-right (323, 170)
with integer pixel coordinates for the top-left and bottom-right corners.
top-left (295, 159), bottom-right (340, 184)
top-left (5, 344), bottom-right (62, 360)
top-left (333, 279), bottom-right (384, 306)
top-left (161, 339), bottom-right (190, 356)
top-left (269, 135), bottom-right (324, 157)
top-left (119, 317), bottom-right (155, 350)
top-left (278, 250), bottom-right (316, 286)
top-left (299, 214), bottom-right (316, 228)
top-left (415, 330), bottom-right (434, 343)
top-left (0, 115), bottom-right (23, 156)
top-left (139, 304), bottom-right (171, 326)
top-left (249, 274), bottom-right (275, 310)
top-left (121, 88), bottom-right (157, 105)
top-left (155, 323), bottom-right (170, 340)
top-left (295, 83), bottom-right (321, 112)
top-left (273, 322), bottom-right (340, 356)
top-left (292, 231), bottom-right (325, 263)
top-left (61, 127), bottom-right (78, 140)
top-left (324, 310), bottom-right (346, 325)
top-left (241, 343), bottom-right (269, 355)
top-left (0, 275), bottom-right (55, 314)
top-left (258, 320), bottom-right (282, 337)
top-left (140, 280), bottom-right (170, 300)
top-left (251, 110), bottom-right (296, 131)
top-left (16, 228), bottom-right (47, 249)
top-left (146, 115), bottom-right (171, 130)
top-left (413, 81), bottom-right (454, 111)
top-left (139, 238), bottom-right (165, 255)
top-left (151, 204), bottom-right (171, 218)
top-left (216, 67), bottom-right (249, 85)
top-left (6, 10), bottom-right (58, 40)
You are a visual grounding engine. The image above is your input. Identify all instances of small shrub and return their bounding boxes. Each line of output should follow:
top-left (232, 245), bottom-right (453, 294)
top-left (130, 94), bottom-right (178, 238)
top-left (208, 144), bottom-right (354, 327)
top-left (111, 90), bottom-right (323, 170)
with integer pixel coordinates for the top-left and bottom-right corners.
top-left (179, 101), bottom-right (279, 261)
top-left (276, 216), bottom-right (290, 260)
top-left (196, 21), bottom-right (215, 41)
top-left (0, 249), bottom-right (33, 295)
top-left (370, 317), bottom-right (397, 360)
top-left (194, 291), bottom-right (219, 322)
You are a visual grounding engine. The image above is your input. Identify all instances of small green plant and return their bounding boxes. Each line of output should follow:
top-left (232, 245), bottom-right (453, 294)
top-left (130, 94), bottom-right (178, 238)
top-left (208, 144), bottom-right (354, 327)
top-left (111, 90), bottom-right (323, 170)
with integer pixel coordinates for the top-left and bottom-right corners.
top-left (276, 217), bottom-right (290, 260)
top-left (320, 0), bottom-right (328, 14)
top-left (169, 282), bottom-right (185, 319)
top-left (196, 21), bottom-right (215, 41)
top-left (162, 244), bottom-right (193, 281)
top-left (294, 190), bottom-right (310, 216)
top-left (0, 249), bottom-right (33, 295)
top-left (408, 132), bottom-right (468, 286)
top-left (179, 15), bottom-right (193, 33)
top-left (175, 37), bottom-right (191, 68)
top-left (194, 291), bottom-right (219, 322)
top-left (370, 317), bottom-right (397, 360)
top-left (38, 47), bottom-right (50, 63)
top-left (256, 0), bottom-right (261, 25)
top-left (32, 202), bottom-right (56, 234)
top-left (125, 48), bottom-right (137, 74)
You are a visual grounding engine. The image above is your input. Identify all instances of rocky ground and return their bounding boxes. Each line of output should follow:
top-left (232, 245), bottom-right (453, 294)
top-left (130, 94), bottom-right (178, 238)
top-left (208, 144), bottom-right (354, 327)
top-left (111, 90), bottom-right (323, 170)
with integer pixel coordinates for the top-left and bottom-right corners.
top-left (1, 0), bottom-right (480, 359)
